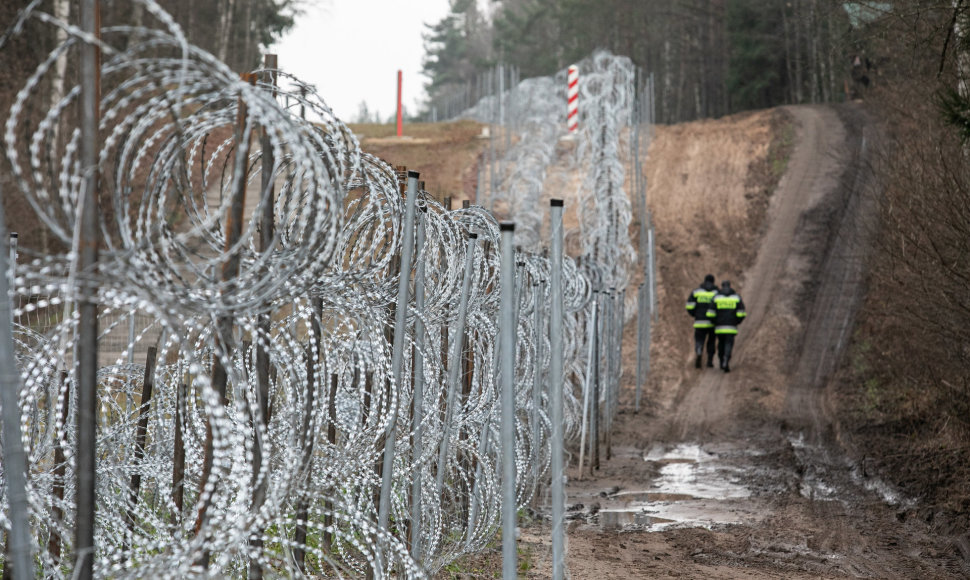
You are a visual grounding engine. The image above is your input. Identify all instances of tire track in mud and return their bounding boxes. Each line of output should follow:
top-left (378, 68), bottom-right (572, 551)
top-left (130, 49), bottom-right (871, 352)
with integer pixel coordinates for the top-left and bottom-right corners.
top-left (782, 109), bottom-right (872, 443)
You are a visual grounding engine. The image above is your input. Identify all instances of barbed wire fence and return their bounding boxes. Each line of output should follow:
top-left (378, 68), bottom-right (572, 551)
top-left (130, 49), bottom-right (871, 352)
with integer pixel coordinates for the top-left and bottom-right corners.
top-left (457, 50), bottom-right (658, 468)
top-left (0, 2), bottom-right (655, 578)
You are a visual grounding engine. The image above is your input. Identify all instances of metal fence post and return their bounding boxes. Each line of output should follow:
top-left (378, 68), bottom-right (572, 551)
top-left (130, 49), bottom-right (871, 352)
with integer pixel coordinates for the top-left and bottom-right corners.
top-left (549, 200), bottom-right (566, 580)
top-left (648, 216), bottom-right (657, 320)
top-left (410, 207), bottom-right (427, 564)
top-left (0, 190), bottom-right (32, 580)
top-left (603, 289), bottom-right (614, 460)
top-left (8, 232), bottom-right (16, 324)
top-left (592, 290), bottom-right (601, 473)
top-left (577, 293), bottom-right (597, 478)
top-left (531, 279), bottom-right (544, 500)
top-left (635, 283), bottom-right (645, 413)
top-left (378, 170), bottom-right (420, 533)
top-left (499, 222), bottom-right (517, 580)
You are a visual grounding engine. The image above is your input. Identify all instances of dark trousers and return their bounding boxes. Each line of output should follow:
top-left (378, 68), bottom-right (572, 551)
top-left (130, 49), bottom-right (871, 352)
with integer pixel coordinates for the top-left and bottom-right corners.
top-left (717, 334), bottom-right (736, 367)
top-left (694, 327), bottom-right (716, 359)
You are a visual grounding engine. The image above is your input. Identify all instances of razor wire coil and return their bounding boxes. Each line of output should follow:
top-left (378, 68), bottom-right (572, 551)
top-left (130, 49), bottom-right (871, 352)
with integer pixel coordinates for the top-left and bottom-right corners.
top-left (0, 2), bottom-right (651, 578)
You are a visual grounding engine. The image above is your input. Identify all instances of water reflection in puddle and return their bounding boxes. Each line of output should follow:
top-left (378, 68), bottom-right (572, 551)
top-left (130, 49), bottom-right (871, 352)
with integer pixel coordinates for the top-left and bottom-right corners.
top-left (574, 443), bottom-right (765, 532)
top-left (598, 510), bottom-right (674, 529)
top-left (648, 444), bottom-right (752, 501)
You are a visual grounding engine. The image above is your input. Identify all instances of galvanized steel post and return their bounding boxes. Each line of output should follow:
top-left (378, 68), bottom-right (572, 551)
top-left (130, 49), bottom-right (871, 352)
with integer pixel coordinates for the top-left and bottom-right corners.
top-left (591, 290), bottom-right (600, 473)
top-left (531, 279), bottom-right (544, 497)
top-left (577, 293), bottom-right (597, 477)
top-left (378, 171), bottom-right (420, 533)
top-left (410, 207), bottom-right (427, 564)
top-left (603, 288), bottom-right (614, 460)
top-left (8, 232), bottom-right (15, 324)
top-left (648, 216), bottom-right (657, 319)
top-left (0, 193), bottom-right (32, 580)
top-left (549, 199), bottom-right (566, 579)
top-left (499, 222), bottom-right (517, 580)
top-left (635, 283), bottom-right (645, 413)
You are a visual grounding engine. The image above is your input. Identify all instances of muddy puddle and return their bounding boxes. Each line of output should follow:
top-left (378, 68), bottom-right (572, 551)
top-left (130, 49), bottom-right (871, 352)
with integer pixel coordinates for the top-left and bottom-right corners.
top-left (567, 443), bottom-right (770, 532)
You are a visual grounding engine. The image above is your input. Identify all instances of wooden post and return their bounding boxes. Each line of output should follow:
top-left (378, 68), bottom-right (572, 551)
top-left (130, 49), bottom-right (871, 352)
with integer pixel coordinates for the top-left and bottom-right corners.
top-left (250, 52), bottom-right (277, 580)
top-left (294, 299), bottom-right (322, 573)
top-left (323, 373), bottom-right (338, 554)
top-left (396, 69), bottom-right (403, 137)
top-left (48, 372), bottom-right (71, 565)
top-left (172, 382), bottom-right (186, 524)
top-left (124, 347), bottom-right (157, 560)
top-left (195, 73), bottom-right (256, 568)
top-left (75, 2), bottom-right (101, 577)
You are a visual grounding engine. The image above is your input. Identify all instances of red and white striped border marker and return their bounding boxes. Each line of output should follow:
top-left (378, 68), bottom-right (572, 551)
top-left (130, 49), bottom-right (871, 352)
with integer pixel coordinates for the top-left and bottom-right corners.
top-left (567, 65), bottom-right (579, 133)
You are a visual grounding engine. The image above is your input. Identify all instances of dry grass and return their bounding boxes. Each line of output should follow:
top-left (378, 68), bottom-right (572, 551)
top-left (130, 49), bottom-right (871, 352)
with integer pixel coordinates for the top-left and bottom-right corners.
top-left (350, 120), bottom-right (488, 206)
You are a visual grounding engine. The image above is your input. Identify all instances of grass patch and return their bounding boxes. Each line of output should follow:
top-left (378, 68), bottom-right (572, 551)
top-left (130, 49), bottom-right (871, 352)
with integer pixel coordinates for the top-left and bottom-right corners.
top-left (769, 118), bottom-right (796, 179)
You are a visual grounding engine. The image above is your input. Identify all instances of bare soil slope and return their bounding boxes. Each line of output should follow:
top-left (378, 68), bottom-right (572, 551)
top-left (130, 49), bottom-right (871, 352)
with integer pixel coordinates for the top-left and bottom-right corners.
top-left (544, 105), bottom-right (969, 578)
top-left (352, 120), bottom-right (486, 206)
top-left (369, 106), bottom-right (968, 578)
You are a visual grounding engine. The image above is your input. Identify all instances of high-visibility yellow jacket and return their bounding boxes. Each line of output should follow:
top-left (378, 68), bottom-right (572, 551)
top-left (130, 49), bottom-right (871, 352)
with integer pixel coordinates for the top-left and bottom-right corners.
top-left (707, 288), bottom-right (747, 334)
top-left (685, 282), bottom-right (718, 328)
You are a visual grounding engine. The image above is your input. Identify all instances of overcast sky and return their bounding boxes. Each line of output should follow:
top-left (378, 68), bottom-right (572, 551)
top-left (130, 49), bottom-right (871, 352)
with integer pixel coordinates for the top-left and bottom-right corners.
top-left (270, 0), bottom-right (452, 123)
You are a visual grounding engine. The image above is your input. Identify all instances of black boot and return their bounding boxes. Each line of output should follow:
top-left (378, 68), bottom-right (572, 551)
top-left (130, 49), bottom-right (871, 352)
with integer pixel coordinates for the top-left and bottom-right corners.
top-left (695, 354), bottom-right (702, 369)
top-left (706, 356), bottom-right (714, 368)
top-left (722, 360), bottom-right (731, 373)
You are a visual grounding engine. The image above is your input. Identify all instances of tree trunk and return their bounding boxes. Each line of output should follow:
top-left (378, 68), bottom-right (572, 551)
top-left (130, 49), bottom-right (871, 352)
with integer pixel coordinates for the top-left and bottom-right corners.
top-left (810, 0), bottom-right (820, 103)
top-left (662, 39), bottom-right (672, 123)
top-left (242, 0), bottom-right (254, 70)
top-left (828, 7), bottom-right (838, 102)
top-left (217, 0), bottom-right (237, 66)
top-left (48, 372), bottom-right (71, 566)
top-left (172, 382), bottom-right (185, 524)
top-left (123, 347), bottom-right (157, 561)
top-left (793, 0), bottom-right (804, 103)
top-left (782, 2), bottom-right (796, 104)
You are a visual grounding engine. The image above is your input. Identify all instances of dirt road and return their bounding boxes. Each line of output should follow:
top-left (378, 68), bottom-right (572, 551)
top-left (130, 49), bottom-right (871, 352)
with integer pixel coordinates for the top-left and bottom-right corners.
top-left (514, 105), bottom-right (970, 578)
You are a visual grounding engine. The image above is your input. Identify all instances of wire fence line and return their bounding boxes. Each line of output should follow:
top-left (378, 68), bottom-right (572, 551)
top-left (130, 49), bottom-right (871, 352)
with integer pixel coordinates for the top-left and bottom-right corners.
top-left (453, 50), bottom-right (658, 461)
top-left (1, 2), bottom-right (655, 578)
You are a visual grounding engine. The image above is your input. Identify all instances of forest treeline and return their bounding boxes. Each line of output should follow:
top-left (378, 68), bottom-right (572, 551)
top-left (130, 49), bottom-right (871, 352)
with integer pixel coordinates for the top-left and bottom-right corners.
top-left (142, 0), bottom-right (297, 71)
top-left (1, 0), bottom-right (296, 87)
top-left (422, 0), bottom-right (873, 122)
top-left (0, 0), bottom-right (298, 250)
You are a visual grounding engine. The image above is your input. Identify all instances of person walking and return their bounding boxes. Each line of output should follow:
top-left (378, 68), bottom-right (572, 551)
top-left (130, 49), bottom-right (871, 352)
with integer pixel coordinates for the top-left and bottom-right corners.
top-left (685, 274), bottom-right (718, 369)
top-left (707, 280), bottom-right (746, 372)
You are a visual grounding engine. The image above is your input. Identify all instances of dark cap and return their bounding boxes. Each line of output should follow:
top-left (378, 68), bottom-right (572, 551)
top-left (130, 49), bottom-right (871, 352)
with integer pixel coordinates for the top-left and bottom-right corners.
top-left (704, 274), bottom-right (715, 284)
top-left (550, 199), bottom-right (564, 207)
top-left (721, 280), bottom-right (731, 289)
top-left (500, 222), bottom-right (515, 232)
